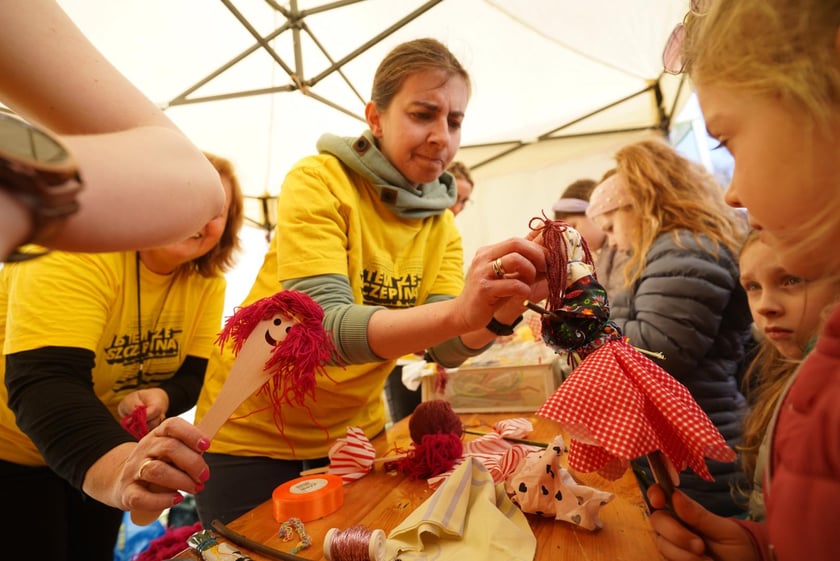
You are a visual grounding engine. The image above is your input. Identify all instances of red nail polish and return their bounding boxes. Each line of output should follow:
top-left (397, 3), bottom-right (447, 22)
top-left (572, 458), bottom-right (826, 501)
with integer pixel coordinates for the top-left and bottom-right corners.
top-left (194, 483), bottom-right (204, 493)
top-left (172, 493), bottom-right (184, 506)
top-left (198, 438), bottom-right (211, 451)
top-left (199, 468), bottom-right (210, 482)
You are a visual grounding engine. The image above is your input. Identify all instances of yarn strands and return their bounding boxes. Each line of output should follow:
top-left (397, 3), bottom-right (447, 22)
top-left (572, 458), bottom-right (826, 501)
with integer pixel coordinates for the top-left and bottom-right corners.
top-left (398, 400), bottom-right (464, 479)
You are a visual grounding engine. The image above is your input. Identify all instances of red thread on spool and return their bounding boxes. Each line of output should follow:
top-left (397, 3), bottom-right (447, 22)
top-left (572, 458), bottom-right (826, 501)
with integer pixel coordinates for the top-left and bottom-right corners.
top-left (323, 526), bottom-right (386, 561)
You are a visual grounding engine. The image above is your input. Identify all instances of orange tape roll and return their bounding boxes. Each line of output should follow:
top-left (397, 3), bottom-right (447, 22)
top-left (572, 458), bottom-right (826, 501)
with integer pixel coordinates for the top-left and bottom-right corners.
top-left (272, 474), bottom-right (345, 523)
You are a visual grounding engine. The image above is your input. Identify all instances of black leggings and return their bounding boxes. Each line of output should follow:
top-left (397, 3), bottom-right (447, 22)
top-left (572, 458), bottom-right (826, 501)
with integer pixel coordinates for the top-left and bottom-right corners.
top-left (195, 452), bottom-right (329, 526)
top-left (0, 459), bottom-right (122, 561)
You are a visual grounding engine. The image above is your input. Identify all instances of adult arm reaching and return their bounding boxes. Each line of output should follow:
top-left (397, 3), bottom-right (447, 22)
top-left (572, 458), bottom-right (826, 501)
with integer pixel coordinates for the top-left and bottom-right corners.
top-left (0, 0), bottom-right (224, 258)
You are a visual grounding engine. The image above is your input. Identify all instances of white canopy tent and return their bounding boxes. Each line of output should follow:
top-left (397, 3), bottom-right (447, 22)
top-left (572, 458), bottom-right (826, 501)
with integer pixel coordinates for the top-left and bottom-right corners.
top-left (57, 0), bottom-right (693, 298)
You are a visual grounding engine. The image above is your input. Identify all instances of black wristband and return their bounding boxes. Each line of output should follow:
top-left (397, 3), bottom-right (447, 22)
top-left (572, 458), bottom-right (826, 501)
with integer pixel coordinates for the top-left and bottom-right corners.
top-left (485, 315), bottom-right (523, 336)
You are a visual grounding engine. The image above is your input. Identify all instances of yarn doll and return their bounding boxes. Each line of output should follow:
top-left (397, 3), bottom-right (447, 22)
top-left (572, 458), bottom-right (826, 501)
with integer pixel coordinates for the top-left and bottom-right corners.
top-left (530, 217), bottom-right (734, 493)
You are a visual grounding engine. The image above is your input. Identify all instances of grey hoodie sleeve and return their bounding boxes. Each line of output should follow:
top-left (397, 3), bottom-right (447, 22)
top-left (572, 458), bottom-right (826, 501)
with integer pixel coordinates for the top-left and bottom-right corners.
top-left (283, 277), bottom-right (491, 367)
top-left (283, 274), bottom-right (384, 365)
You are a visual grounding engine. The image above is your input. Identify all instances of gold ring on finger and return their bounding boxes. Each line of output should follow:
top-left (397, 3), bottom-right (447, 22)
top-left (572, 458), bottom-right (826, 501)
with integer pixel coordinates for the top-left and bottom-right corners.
top-left (492, 257), bottom-right (506, 278)
top-left (137, 458), bottom-right (155, 482)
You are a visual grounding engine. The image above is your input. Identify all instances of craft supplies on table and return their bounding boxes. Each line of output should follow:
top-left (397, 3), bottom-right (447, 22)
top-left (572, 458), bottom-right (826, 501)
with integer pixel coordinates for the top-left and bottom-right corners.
top-left (272, 474), bottom-right (345, 523)
top-left (422, 339), bottom-right (558, 413)
top-left (323, 526), bottom-right (386, 561)
top-left (167, 413), bottom-right (659, 561)
top-left (188, 530), bottom-right (255, 560)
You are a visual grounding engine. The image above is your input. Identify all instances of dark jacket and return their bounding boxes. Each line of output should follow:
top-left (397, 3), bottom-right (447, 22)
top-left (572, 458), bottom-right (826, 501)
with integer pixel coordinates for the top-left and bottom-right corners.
top-left (609, 231), bottom-right (752, 516)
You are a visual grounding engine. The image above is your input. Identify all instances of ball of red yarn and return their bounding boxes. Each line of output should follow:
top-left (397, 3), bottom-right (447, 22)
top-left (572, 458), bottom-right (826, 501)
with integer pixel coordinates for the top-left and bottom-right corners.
top-left (399, 400), bottom-right (464, 479)
top-left (134, 522), bottom-right (202, 561)
top-left (408, 399), bottom-right (463, 443)
top-left (400, 433), bottom-right (463, 479)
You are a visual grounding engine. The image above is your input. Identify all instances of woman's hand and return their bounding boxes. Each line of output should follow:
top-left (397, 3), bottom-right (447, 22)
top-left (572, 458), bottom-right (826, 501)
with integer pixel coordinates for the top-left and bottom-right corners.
top-left (83, 417), bottom-right (210, 512)
top-left (648, 485), bottom-right (758, 561)
top-left (457, 237), bottom-right (548, 332)
top-left (367, 236), bottom-right (547, 358)
top-left (118, 388), bottom-right (170, 430)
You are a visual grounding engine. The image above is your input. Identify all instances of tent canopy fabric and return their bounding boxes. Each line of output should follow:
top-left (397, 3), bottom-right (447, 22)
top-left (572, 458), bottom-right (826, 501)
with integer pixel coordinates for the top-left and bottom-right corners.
top-left (58, 0), bottom-right (692, 262)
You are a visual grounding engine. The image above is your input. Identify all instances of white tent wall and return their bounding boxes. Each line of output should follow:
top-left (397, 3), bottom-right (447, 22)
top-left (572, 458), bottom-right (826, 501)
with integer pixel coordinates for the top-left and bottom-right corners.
top-left (455, 129), bottom-right (662, 262)
top-left (56, 0), bottom-right (692, 304)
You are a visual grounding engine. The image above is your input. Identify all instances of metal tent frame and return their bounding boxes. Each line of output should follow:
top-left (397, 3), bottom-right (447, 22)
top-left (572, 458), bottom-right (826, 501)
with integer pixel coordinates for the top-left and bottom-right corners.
top-left (164, 0), bottom-right (689, 234)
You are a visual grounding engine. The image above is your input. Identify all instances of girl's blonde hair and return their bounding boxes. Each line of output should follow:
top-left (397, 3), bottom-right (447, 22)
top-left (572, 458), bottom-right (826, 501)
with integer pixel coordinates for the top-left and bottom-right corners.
top-left (186, 152), bottom-right (244, 277)
top-left (614, 138), bottom-right (746, 285)
top-left (683, 0), bottom-right (840, 276)
top-left (737, 338), bottom-right (796, 491)
top-left (684, 0), bottom-right (840, 123)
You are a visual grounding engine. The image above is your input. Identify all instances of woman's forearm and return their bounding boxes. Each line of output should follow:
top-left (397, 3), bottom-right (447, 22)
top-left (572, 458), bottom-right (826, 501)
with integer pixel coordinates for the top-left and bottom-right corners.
top-left (55, 128), bottom-right (224, 251)
top-left (0, 0), bottom-right (225, 252)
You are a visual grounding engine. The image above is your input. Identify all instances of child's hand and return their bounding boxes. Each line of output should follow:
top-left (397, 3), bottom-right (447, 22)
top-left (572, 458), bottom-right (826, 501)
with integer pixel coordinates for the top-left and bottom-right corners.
top-left (648, 485), bottom-right (758, 561)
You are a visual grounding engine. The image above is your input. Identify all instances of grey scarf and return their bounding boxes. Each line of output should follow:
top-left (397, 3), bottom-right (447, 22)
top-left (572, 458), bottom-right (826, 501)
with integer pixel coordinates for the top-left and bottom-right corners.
top-left (316, 130), bottom-right (456, 219)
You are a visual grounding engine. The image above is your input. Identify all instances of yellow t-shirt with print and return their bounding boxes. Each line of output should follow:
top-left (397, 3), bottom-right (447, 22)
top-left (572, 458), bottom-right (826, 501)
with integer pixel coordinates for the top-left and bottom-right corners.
top-left (0, 250), bottom-right (225, 466)
top-left (196, 153), bottom-right (464, 459)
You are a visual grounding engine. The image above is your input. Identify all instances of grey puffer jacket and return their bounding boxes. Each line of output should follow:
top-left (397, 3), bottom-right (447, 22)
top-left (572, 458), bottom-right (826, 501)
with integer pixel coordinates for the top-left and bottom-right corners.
top-left (609, 230), bottom-right (752, 517)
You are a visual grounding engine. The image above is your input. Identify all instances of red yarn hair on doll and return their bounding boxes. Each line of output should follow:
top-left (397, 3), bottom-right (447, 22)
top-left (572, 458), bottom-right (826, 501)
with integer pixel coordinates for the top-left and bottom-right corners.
top-left (529, 215), bottom-right (596, 310)
top-left (216, 290), bottom-right (337, 411)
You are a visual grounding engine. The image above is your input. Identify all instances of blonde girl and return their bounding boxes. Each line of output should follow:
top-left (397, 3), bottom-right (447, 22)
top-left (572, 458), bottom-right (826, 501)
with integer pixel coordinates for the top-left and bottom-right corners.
top-left (737, 231), bottom-right (838, 521)
top-left (648, 1), bottom-right (840, 560)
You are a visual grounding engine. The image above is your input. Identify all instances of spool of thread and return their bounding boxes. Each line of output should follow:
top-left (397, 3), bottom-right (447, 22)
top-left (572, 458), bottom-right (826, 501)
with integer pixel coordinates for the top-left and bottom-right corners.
top-left (271, 474), bottom-right (344, 523)
top-left (323, 526), bottom-right (386, 561)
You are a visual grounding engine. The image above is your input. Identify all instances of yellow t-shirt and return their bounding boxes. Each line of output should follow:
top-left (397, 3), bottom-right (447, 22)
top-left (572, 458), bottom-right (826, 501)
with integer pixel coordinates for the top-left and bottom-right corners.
top-left (0, 250), bottom-right (225, 466)
top-left (196, 154), bottom-right (464, 459)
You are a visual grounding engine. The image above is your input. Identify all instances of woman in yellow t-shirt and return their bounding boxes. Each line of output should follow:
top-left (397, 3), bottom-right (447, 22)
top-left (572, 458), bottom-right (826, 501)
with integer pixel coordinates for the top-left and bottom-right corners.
top-left (194, 38), bottom-right (548, 526)
top-left (0, 153), bottom-right (243, 560)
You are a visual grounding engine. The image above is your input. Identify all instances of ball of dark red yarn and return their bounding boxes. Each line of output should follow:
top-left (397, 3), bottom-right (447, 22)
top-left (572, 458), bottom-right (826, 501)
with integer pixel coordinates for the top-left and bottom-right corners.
top-left (400, 432), bottom-right (463, 479)
top-left (400, 400), bottom-right (464, 480)
top-left (409, 399), bottom-right (463, 443)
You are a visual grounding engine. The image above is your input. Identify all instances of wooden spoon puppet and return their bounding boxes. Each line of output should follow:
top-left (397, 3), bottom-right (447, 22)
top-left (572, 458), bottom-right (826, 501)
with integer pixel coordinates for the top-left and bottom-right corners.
top-left (131, 290), bottom-right (336, 524)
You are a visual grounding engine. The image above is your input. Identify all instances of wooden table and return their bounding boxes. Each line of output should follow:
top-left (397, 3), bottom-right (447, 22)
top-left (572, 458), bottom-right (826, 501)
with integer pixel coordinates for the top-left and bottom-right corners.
top-left (177, 413), bottom-right (660, 560)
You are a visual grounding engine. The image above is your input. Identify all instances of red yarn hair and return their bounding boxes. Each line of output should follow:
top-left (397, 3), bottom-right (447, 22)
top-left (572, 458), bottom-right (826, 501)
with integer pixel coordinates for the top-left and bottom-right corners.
top-left (400, 400), bottom-right (464, 479)
top-left (529, 215), bottom-right (596, 311)
top-left (216, 291), bottom-right (338, 450)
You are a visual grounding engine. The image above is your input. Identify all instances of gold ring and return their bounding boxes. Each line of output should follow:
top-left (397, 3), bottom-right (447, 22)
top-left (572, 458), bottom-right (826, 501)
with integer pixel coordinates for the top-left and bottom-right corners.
top-left (492, 257), bottom-right (506, 278)
top-left (137, 458), bottom-right (155, 482)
